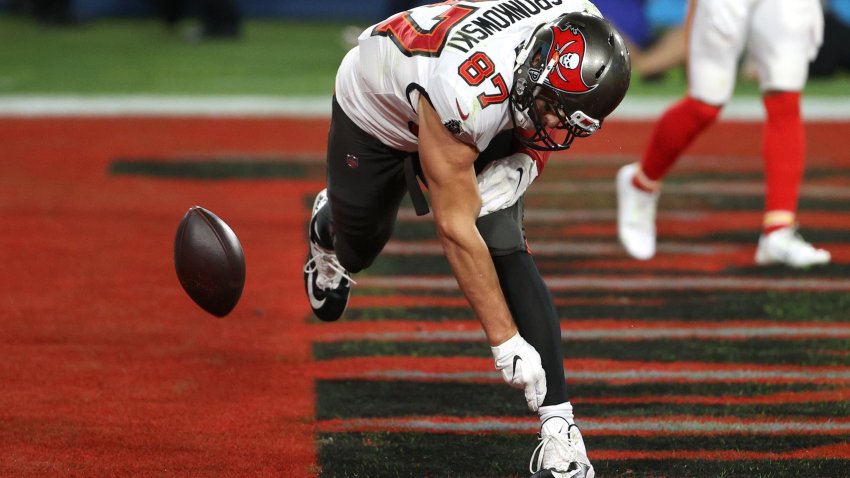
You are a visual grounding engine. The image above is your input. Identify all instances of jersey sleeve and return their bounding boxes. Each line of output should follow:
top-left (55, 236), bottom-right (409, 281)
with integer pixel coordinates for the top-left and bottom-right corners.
top-left (424, 56), bottom-right (513, 153)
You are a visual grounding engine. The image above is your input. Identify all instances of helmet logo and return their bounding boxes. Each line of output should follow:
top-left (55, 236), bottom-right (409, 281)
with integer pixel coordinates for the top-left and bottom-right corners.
top-left (559, 50), bottom-right (579, 70)
top-left (546, 25), bottom-right (594, 93)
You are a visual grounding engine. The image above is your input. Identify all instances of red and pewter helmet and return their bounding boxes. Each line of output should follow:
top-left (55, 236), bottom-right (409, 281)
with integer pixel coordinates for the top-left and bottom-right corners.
top-left (510, 11), bottom-right (631, 151)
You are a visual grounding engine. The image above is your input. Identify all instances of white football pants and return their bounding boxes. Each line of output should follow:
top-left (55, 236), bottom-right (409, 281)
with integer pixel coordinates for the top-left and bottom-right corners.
top-left (688, 0), bottom-right (824, 105)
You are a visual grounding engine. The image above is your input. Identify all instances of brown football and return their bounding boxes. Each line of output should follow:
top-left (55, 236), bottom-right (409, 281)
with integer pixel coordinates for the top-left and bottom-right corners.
top-left (174, 206), bottom-right (245, 317)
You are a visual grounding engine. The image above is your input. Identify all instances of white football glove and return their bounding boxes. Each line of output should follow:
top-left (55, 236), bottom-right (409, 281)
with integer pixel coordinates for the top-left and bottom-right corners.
top-left (491, 332), bottom-right (547, 412)
top-left (477, 153), bottom-right (538, 217)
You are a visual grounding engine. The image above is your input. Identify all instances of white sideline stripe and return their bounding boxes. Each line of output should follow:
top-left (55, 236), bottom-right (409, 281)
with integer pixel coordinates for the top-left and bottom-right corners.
top-left (358, 275), bottom-right (850, 291)
top-left (0, 95), bottom-right (331, 118)
top-left (324, 417), bottom-right (850, 434)
top-left (613, 96), bottom-right (850, 121)
top-left (2, 95), bottom-right (850, 119)
top-left (360, 369), bottom-right (850, 382)
top-left (321, 325), bottom-right (850, 342)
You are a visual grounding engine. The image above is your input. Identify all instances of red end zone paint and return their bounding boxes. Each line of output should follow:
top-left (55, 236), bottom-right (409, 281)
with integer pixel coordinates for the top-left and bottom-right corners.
top-left (0, 117), bottom-right (322, 477)
top-left (2, 116), bottom-right (849, 476)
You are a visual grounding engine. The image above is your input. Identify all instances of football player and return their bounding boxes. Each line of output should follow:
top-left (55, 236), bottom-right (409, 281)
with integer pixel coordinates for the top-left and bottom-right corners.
top-left (617, 0), bottom-right (831, 268)
top-left (303, 2), bottom-right (630, 476)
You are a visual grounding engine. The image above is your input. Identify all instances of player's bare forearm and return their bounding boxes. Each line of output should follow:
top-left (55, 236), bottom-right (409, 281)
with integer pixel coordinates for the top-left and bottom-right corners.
top-left (417, 97), bottom-right (517, 346)
top-left (438, 200), bottom-right (516, 346)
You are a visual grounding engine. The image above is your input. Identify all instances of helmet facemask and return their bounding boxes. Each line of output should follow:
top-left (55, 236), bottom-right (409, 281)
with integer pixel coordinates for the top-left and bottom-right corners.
top-left (510, 78), bottom-right (600, 151)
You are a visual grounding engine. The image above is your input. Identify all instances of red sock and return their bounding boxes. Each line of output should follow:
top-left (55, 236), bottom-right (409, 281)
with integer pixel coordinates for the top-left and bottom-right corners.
top-left (762, 92), bottom-right (804, 225)
top-left (641, 96), bottom-right (721, 181)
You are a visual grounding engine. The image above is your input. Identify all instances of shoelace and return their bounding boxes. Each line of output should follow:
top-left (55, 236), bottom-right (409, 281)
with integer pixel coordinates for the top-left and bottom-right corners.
top-left (304, 249), bottom-right (356, 290)
top-left (529, 431), bottom-right (584, 475)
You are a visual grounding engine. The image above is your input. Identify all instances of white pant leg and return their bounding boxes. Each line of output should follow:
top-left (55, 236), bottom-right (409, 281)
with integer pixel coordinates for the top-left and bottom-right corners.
top-left (688, 0), bottom-right (756, 105)
top-left (748, 0), bottom-right (824, 93)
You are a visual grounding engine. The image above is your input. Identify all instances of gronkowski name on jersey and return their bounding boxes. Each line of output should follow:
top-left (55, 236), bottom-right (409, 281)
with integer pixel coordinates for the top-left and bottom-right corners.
top-left (334, 0), bottom-right (601, 153)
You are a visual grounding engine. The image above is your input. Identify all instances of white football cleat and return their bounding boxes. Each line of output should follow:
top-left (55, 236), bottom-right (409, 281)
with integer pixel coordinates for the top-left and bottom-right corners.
top-left (303, 189), bottom-right (354, 322)
top-left (530, 418), bottom-right (594, 478)
top-left (755, 226), bottom-right (831, 268)
top-left (616, 163), bottom-right (659, 260)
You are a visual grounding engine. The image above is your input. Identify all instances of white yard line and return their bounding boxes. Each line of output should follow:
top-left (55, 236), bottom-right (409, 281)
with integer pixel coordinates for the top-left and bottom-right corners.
top-left (0, 95), bottom-right (331, 118)
top-left (318, 416), bottom-right (850, 434)
top-left (2, 95), bottom-right (850, 119)
top-left (356, 368), bottom-right (850, 383)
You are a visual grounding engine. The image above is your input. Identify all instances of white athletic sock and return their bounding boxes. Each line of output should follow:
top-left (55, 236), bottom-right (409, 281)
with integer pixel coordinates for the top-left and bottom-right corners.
top-left (539, 401), bottom-right (574, 425)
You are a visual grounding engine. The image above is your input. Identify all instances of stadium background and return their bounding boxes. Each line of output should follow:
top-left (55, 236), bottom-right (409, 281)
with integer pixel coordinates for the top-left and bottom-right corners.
top-left (1, 0), bottom-right (394, 20)
top-left (1, 1), bottom-right (849, 477)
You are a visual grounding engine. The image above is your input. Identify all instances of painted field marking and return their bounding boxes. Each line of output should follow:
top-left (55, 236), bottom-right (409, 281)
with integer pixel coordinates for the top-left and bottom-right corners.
top-left (357, 275), bottom-right (850, 291)
top-left (0, 96), bottom-right (331, 118)
top-left (3, 96), bottom-right (850, 120)
top-left (354, 368), bottom-right (850, 383)
top-left (315, 415), bottom-right (850, 436)
top-left (531, 181), bottom-right (850, 199)
top-left (313, 320), bottom-right (850, 342)
top-left (313, 357), bottom-right (850, 384)
top-left (582, 388), bottom-right (850, 405)
top-left (588, 446), bottom-right (850, 461)
top-left (381, 239), bottom-right (742, 256)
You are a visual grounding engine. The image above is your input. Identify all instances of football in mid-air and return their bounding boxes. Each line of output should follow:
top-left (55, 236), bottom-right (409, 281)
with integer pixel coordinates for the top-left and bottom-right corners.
top-left (174, 206), bottom-right (245, 317)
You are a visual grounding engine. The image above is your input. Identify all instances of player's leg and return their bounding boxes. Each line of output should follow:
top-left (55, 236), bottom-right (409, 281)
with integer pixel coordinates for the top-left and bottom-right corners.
top-left (617, 0), bottom-right (744, 260)
top-left (477, 202), bottom-right (593, 478)
top-left (749, 0), bottom-right (830, 267)
top-left (478, 203), bottom-right (568, 407)
top-left (305, 97), bottom-right (409, 321)
top-left (324, 104), bottom-right (409, 273)
top-left (642, 0), bottom-right (746, 179)
top-left (200, 0), bottom-right (241, 38)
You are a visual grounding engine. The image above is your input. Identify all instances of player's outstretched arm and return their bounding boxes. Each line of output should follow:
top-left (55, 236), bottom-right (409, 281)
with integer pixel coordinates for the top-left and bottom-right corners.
top-left (417, 97), bottom-right (546, 411)
top-left (417, 96), bottom-right (515, 346)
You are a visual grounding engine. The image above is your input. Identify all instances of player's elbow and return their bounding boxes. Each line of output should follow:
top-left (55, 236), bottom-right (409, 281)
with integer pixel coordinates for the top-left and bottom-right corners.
top-left (434, 215), bottom-right (471, 249)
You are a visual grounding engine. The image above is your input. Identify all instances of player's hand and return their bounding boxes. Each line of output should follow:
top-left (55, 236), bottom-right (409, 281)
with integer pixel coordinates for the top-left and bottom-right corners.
top-left (477, 152), bottom-right (536, 217)
top-left (491, 332), bottom-right (547, 412)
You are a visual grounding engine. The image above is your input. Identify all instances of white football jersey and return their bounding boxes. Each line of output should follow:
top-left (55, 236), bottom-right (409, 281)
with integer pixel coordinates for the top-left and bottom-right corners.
top-left (335, 0), bottom-right (601, 153)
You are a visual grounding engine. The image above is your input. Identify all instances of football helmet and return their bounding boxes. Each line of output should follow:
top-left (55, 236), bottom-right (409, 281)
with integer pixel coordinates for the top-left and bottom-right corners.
top-left (511, 11), bottom-right (631, 151)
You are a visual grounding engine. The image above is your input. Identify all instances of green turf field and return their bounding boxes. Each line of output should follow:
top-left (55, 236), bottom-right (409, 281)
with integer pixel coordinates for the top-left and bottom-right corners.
top-left (2, 14), bottom-right (849, 97)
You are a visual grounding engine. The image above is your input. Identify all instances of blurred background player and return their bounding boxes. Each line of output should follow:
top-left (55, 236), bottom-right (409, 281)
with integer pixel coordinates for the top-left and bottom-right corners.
top-left (593, 0), bottom-right (687, 80)
top-left (153, 0), bottom-right (241, 40)
top-left (811, 0), bottom-right (850, 78)
top-left (616, 0), bottom-right (831, 268)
